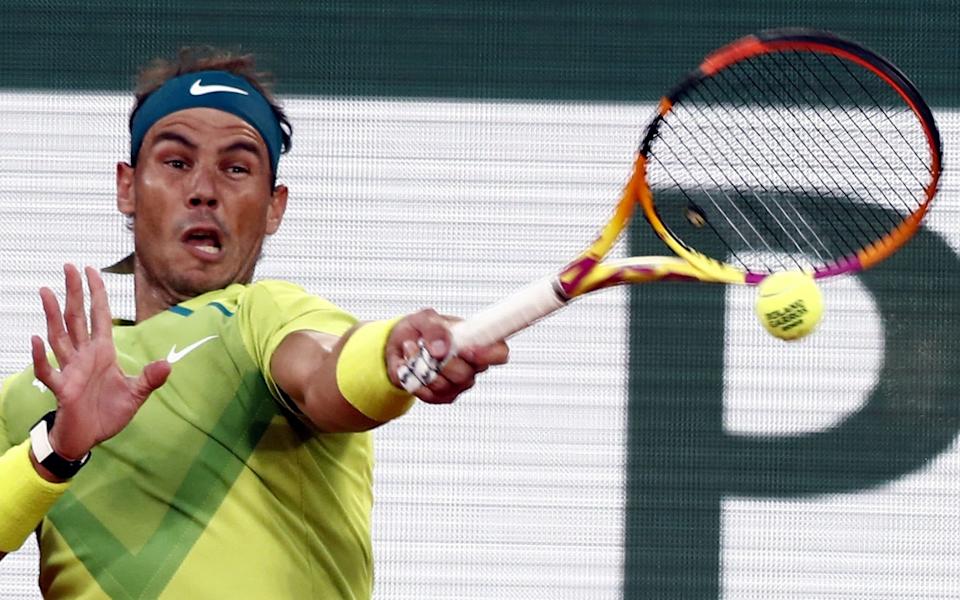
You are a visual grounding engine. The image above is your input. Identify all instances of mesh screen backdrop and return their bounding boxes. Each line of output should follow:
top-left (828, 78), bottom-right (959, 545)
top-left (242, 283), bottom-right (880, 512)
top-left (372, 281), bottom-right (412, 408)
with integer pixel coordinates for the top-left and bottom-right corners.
top-left (1, 2), bottom-right (959, 599)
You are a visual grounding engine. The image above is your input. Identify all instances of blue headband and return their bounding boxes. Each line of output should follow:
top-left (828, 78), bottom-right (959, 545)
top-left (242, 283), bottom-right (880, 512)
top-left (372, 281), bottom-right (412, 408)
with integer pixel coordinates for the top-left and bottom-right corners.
top-left (129, 70), bottom-right (283, 176)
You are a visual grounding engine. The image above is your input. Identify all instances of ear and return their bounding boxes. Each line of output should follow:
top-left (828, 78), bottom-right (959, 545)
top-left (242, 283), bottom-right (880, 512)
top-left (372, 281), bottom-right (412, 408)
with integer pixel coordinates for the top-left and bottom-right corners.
top-left (117, 162), bottom-right (136, 216)
top-left (265, 184), bottom-right (288, 235)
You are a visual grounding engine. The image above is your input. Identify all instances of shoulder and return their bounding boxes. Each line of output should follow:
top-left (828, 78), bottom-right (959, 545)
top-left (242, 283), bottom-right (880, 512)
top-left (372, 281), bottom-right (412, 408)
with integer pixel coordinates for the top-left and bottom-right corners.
top-left (241, 279), bottom-right (314, 303)
top-left (237, 279), bottom-right (357, 337)
top-left (162, 281), bottom-right (343, 318)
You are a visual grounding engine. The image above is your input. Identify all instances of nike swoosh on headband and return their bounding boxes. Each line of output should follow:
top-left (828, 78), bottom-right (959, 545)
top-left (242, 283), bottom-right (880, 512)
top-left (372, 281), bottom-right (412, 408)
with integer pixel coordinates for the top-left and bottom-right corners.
top-left (189, 79), bottom-right (250, 96)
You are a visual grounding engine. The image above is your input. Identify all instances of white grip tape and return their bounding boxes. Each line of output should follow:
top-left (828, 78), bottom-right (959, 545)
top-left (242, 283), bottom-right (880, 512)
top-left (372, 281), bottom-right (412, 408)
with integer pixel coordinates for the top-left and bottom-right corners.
top-left (398, 277), bottom-right (566, 393)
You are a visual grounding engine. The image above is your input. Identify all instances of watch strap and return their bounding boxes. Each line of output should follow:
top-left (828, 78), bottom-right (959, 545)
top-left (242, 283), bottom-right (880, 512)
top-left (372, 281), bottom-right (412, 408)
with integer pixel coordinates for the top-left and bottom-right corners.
top-left (29, 411), bottom-right (91, 479)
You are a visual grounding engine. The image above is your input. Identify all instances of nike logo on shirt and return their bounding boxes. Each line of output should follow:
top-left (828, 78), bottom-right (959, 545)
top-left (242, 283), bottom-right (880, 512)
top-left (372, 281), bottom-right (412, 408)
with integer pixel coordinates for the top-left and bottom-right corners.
top-left (166, 335), bottom-right (219, 364)
top-left (189, 80), bottom-right (249, 96)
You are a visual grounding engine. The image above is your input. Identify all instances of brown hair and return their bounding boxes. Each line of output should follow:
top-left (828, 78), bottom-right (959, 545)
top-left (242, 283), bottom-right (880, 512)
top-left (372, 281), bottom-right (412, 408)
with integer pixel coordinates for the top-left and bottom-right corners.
top-left (128, 46), bottom-right (293, 162)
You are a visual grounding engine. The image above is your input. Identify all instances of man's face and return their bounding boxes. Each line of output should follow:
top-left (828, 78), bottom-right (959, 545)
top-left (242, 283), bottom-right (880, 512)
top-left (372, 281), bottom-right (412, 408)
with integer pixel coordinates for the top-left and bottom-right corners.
top-left (117, 107), bottom-right (287, 301)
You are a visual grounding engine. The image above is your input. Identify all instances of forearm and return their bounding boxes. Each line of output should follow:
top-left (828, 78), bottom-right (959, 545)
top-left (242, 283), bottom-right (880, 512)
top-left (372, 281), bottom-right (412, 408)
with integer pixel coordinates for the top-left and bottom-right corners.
top-left (272, 321), bottom-right (415, 433)
top-left (290, 327), bottom-right (384, 432)
top-left (0, 440), bottom-right (70, 553)
top-left (272, 311), bottom-right (504, 432)
top-left (329, 320), bottom-right (415, 423)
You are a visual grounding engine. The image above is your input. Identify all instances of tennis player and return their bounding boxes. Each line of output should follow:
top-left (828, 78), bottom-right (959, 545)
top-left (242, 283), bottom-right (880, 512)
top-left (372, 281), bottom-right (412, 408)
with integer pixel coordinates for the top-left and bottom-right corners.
top-left (0, 47), bottom-right (508, 598)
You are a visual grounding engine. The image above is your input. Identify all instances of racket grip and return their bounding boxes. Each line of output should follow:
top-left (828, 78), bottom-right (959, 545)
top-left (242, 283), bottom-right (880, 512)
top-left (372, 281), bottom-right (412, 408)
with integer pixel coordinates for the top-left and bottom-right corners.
top-left (397, 277), bottom-right (566, 394)
top-left (450, 276), bottom-right (567, 348)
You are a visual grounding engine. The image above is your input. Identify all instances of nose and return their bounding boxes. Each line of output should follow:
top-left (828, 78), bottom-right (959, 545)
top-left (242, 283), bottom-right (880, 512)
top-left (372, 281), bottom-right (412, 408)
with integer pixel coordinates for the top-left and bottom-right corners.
top-left (186, 165), bottom-right (218, 209)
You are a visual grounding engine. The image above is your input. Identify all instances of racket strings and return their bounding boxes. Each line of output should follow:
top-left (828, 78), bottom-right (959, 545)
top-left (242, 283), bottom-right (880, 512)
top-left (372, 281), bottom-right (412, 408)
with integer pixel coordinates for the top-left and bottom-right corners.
top-left (788, 51), bottom-right (931, 208)
top-left (805, 52), bottom-right (927, 214)
top-left (679, 67), bottom-right (869, 270)
top-left (737, 55), bottom-right (896, 241)
top-left (676, 83), bottom-right (828, 267)
top-left (828, 53), bottom-right (934, 183)
top-left (757, 52), bottom-right (925, 235)
top-left (654, 114), bottom-right (813, 272)
top-left (645, 47), bottom-right (933, 275)
top-left (686, 68), bottom-right (851, 265)
top-left (672, 71), bottom-right (839, 271)
top-left (649, 146), bottom-right (791, 271)
top-left (665, 65), bottom-right (865, 270)
top-left (738, 55), bottom-right (894, 238)
top-left (653, 117), bottom-right (801, 271)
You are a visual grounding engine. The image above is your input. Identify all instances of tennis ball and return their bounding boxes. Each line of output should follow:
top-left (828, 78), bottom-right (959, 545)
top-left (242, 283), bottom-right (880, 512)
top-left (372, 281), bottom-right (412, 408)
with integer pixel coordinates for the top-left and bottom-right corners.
top-left (755, 272), bottom-right (823, 340)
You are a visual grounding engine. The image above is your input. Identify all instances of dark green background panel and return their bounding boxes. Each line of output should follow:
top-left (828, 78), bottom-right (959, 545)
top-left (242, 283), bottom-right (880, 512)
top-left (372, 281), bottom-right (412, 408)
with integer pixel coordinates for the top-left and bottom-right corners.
top-left (0, 1), bottom-right (957, 104)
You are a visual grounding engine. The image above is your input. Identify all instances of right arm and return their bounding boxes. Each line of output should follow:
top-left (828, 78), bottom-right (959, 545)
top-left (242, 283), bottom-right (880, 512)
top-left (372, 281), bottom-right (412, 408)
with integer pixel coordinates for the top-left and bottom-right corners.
top-left (0, 265), bottom-right (169, 555)
top-left (271, 311), bottom-right (509, 433)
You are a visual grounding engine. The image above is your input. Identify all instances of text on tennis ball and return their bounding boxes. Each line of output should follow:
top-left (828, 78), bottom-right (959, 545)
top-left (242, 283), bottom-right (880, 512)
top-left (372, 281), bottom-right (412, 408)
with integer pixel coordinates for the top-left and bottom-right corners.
top-left (763, 299), bottom-right (811, 331)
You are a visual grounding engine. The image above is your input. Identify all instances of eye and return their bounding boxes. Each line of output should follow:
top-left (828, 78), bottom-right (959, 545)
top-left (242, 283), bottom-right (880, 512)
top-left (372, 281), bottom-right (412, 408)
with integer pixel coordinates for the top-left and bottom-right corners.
top-left (227, 165), bottom-right (251, 175)
top-left (166, 159), bottom-right (188, 170)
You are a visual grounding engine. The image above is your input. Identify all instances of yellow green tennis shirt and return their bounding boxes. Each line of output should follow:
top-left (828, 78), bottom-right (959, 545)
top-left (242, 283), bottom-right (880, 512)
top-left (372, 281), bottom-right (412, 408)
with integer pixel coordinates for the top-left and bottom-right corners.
top-left (0, 280), bottom-right (374, 599)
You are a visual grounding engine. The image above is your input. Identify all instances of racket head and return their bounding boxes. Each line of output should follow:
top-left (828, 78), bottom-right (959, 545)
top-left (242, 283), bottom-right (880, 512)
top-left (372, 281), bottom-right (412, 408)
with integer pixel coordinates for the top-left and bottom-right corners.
top-left (634, 28), bottom-right (942, 285)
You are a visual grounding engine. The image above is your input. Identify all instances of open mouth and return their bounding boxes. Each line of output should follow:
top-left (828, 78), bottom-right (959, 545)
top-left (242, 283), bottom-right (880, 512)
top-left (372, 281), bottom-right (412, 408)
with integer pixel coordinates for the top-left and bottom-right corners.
top-left (181, 226), bottom-right (222, 256)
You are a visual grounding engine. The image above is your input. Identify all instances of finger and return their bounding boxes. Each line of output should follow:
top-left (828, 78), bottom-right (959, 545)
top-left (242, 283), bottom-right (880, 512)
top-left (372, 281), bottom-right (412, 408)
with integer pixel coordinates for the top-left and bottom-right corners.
top-left (438, 356), bottom-right (477, 388)
top-left (387, 316), bottom-right (423, 345)
top-left (427, 367), bottom-right (454, 394)
top-left (129, 360), bottom-right (172, 404)
top-left (462, 341), bottom-right (510, 369)
top-left (396, 342), bottom-right (442, 393)
top-left (419, 367), bottom-right (476, 404)
top-left (385, 327), bottom-right (416, 388)
top-left (62, 264), bottom-right (90, 346)
top-left (403, 309), bottom-right (452, 360)
top-left (86, 266), bottom-right (114, 340)
top-left (413, 379), bottom-right (454, 404)
top-left (39, 286), bottom-right (76, 366)
top-left (384, 321), bottom-right (418, 367)
top-left (413, 349), bottom-right (477, 403)
top-left (418, 329), bottom-right (451, 362)
top-left (395, 363), bottom-right (423, 394)
top-left (30, 335), bottom-right (62, 395)
top-left (402, 339), bottom-right (419, 361)
top-left (387, 314), bottom-right (447, 390)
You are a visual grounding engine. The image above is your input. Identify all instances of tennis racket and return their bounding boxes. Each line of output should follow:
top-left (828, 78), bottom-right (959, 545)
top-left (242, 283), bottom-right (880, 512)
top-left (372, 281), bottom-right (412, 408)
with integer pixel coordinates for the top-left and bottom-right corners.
top-left (398, 28), bottom-right (942, 393)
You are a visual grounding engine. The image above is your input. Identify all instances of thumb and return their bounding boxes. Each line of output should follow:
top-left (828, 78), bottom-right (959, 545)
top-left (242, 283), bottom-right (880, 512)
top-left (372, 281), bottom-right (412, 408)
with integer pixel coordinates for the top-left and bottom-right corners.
top-left (130, 360), bottom-right (172, 403)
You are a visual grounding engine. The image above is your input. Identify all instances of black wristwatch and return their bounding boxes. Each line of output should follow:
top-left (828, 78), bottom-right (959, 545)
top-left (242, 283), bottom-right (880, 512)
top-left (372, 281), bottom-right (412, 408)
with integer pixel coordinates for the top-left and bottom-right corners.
top-left (29, 411), bottom-right (91, 479)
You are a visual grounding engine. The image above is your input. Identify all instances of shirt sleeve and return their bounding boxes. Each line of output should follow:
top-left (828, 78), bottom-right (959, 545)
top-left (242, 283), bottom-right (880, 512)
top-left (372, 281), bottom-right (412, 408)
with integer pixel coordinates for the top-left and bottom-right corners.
top-left (236, 280), bottom-right (358, 416)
